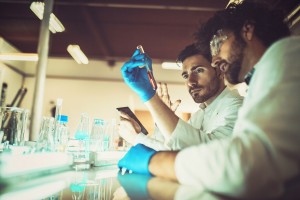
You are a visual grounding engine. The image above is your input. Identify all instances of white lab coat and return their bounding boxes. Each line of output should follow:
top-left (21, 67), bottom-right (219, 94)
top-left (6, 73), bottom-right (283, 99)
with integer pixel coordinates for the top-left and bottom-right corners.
top-left (135, 87), bottom-right (243, 150)
top-left (175, 36), bottom-right (300, 199)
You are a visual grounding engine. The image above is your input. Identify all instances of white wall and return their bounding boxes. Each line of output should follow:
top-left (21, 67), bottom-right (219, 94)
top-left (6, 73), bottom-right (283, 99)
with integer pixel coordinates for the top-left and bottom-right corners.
top-left (22, 77), bottom-right (198, 136)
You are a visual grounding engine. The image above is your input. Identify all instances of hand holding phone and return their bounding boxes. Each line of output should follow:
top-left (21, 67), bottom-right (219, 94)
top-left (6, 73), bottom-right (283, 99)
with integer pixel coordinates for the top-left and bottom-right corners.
top-left (116, 107), bottom-right (148, 135)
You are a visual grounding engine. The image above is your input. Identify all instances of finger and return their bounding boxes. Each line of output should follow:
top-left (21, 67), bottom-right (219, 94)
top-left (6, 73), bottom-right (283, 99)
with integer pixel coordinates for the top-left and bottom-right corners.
top-left (131, 49), bottom-right (141, 57)
top-left (121, 60), bottom-right (146, 73)
top-left (119, 111), bottom-right (131, 120)
top-left (161, 94), bottom-right (170, 106)
top-left (157, 82), bottom-right (162, 97)
top-left (132, 53), bottom-right (146, 61)
top-left (120, 116), bottom-right (130, 122)
top-left (162, 83), bottom-right (168, 96)
top-left (171, 99), bottom-right (181, 112)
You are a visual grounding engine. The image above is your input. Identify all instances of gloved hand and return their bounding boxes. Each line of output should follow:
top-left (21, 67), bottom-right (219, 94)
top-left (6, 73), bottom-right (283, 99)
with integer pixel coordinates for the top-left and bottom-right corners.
top-left (121, 49), bottom-right (156, 102)
top-left (118, 143), bottom-right (157, 175)
top-left (117, 172), bottom-right (151, 200)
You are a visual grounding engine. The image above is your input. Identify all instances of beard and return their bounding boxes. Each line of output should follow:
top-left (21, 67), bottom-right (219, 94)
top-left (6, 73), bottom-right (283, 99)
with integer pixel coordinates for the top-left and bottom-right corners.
top-left (190, 87), bottom-right (210, 103)
top-left (189, 74), bottom-right (221, 103)
top-left (225, 35), bottom-right (246, 84)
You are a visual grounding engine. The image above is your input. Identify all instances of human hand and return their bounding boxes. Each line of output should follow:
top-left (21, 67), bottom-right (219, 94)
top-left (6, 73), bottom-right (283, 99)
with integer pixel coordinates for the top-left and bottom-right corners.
top-left (118, 144), bottom-right (157, 175)
top-left (118, 111), bottom-right (141, 145)
top-left (157, 82), bottom-right (181, 112)
top-left (121, 49), bottom-right (156, 102)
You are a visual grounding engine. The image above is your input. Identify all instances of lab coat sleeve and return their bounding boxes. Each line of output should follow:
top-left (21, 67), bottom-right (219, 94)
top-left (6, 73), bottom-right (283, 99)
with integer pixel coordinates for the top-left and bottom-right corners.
top-left (174, 37), bottom-right (300, 199)
top-left (167, 96), bottom-right (242, 150)
top-left (135, 133), bottom-right (170, 151)
top-left (150, 125), bottom-right (166, 143)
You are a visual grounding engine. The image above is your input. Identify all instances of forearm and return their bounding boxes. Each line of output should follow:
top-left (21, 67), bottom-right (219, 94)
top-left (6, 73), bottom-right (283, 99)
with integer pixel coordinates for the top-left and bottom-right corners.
top-left (145, 94), bottom-right (179, 138)
top-left (149, 151), bottom-right (178, 181)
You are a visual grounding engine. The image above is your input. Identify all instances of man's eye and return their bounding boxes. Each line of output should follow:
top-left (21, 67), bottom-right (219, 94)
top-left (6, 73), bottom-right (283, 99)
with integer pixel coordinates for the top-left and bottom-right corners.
top-left (182, 74), bottom-right (188, 79)
top-left (195, 67), bottom-right (204, 73)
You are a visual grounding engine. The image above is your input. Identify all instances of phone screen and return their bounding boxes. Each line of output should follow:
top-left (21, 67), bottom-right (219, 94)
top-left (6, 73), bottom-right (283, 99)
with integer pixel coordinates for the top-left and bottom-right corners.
top-left (116, 107), bottom-right (148, 135)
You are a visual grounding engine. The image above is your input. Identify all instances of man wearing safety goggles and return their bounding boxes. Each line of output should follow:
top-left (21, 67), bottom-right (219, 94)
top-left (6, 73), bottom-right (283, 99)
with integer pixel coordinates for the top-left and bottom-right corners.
top-left (118, 2), bottom-right (300, 199)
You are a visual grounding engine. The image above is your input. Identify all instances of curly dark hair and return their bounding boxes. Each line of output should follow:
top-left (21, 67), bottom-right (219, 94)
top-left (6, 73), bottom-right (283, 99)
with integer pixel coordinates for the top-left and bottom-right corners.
top-left (177, 43), bottom-right (211, 64)
top-left (195, 1), bottom-right (290, 54)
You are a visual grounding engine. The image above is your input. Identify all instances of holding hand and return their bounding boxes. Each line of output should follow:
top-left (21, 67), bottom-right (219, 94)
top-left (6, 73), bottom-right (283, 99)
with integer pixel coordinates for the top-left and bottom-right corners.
top-left (118, 111), bottom-right (141, 145)
top-left (118, 144), bottom-right (157, 175)
top-left (121, 49), bottom-right (156, 102)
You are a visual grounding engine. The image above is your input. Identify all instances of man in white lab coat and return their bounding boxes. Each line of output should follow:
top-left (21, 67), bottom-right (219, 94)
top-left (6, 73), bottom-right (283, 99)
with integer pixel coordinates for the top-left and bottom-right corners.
top-left (118, 1), bottom-right (300, 199)
top-left (119, 44), bottom-right (243, 150)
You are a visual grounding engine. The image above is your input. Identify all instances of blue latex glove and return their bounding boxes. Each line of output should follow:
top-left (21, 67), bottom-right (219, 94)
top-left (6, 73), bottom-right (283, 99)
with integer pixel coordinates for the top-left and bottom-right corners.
top-left (118, 144), bottom-right (157, 175)
top-left (117, 172), bottom-right (151, 200)
top-left (121, 49), bottom-right (156, 102)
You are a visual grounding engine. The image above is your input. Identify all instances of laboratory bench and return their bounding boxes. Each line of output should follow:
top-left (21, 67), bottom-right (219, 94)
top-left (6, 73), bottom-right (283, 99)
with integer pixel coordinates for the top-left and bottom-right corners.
top-left (1, 151), bottom-right (300, 200)
top-left (0, 163), bottom-right (224, 200)
top-left (0, 150), bottom-right (224, 200)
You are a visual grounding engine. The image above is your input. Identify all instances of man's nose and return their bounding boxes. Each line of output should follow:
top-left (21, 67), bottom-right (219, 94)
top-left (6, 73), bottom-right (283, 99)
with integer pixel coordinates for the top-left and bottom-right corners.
top-left (187, 74), bottom-right (198, 87)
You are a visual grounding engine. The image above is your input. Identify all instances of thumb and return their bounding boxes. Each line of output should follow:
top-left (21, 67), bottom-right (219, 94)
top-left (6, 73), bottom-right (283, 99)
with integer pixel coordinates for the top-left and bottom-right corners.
top-left (171, 99), bottom-right (181, 112)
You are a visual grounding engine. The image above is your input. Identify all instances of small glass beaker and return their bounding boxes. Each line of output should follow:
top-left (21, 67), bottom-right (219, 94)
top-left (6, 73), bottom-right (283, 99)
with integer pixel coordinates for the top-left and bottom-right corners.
top-left (35, 117), bottom-right (55, 152)
top-left (0, 107), bottom-right (29, 146)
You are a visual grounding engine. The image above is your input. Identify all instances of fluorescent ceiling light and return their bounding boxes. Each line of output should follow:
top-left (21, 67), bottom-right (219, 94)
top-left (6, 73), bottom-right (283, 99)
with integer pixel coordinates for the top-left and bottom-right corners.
top-left (67, 45), bottom-right (89, 64)
top-left (162, 62), bottom-right (181, 70)
top-left (30, 2), bottom-right (65, 33)
top-left (0, 53), bottom-right (38, 61)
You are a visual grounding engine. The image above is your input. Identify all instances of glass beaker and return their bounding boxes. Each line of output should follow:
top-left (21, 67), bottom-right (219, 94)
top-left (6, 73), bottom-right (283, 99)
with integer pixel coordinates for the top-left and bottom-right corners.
top-left (0, 107), bottom-right (29, 146)
top-left (35, 117), bottom-right (55, 152)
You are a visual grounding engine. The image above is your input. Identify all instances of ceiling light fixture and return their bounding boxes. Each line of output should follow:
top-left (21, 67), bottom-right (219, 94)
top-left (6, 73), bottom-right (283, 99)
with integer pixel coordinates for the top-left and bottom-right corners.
top-left (30, 2), bottom-right (65, 33)
top-left (161, 62), bottom-right (182, 70)
top-left (67, 45), bottom-right (89, 64)
top-left (0, 53), bottom-right (38, 61)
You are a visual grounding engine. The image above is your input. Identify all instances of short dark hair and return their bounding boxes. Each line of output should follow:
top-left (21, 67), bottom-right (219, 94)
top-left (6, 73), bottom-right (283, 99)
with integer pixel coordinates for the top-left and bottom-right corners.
top-left (177, 43), bottom-right (211, 64)
top-left (195, 1), bottom-right (290, 52)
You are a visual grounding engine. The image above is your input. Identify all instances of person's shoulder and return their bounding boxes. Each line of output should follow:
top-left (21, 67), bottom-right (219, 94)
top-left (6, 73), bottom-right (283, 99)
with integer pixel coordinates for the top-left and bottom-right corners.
top-left (256, 36), bottom-right (299, 73)
top-left (219, 88), bottom-right (244, 109)
top-left (265, 36), bottom-right (300, 57)
top-left (273, 36), bottom-right (300, 47)
top-left (225, 87), bottom-right (244, 100)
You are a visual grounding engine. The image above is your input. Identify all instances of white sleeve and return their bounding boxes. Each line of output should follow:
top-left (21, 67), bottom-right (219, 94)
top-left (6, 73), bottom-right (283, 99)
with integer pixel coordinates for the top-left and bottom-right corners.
top-left (175, 135), bottom-right (282, 199)
top-left (134, 133), bottom-right (170, 151)
top-left (174, 37), bottom-right (300, 199)
top-left (166, 119), bottom-right (206, 150)
top-left (167, 96), bottom-right (242, 150)
top-left (150, 125), bottom-right (165, 143)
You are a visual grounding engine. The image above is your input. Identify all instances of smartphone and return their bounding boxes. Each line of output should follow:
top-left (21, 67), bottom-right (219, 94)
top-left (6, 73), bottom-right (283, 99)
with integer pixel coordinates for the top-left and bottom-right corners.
top-left (116, 107), bottom-right (148, 135)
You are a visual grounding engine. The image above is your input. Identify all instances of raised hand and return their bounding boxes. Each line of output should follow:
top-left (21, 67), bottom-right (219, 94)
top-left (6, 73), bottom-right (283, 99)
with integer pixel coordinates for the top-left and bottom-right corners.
top-left (121, 49), bottom-right (156, 102)
top-left (157, 82), bottom-right (181, 112)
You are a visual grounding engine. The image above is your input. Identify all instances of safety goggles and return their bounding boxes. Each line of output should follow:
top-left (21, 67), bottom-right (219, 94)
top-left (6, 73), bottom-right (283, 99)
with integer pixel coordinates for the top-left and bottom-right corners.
top-left (210, 29), bottom-right (228, 57)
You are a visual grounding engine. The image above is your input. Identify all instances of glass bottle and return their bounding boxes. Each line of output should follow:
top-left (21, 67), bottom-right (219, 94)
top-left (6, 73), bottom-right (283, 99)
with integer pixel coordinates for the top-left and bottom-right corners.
top-left (56, 115), bottom-right (69, 152)
top-left (73, 113), bottom-right (90, 170)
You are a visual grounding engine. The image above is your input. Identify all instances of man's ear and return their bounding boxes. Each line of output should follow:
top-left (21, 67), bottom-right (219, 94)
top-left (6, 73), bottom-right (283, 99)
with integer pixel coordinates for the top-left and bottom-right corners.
top-left (215, 66), bottom-right (224, 79)
top-left (242, 21), bottom-right (255, 41)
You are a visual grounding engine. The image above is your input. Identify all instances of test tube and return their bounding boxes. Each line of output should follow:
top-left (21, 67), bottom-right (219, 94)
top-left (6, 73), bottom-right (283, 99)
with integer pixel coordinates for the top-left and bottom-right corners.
top-left (136, 45), bottom-right (157, 90)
